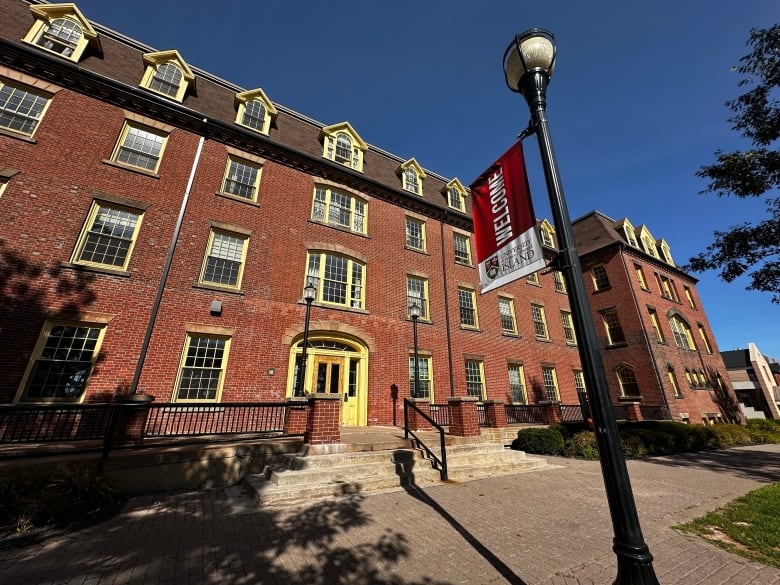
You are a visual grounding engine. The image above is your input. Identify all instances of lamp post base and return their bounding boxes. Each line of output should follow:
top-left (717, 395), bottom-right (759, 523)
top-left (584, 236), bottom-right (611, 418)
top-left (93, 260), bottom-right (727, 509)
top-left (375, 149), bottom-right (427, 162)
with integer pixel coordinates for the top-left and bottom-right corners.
top-left (614, 541), bottom-right (658, 584)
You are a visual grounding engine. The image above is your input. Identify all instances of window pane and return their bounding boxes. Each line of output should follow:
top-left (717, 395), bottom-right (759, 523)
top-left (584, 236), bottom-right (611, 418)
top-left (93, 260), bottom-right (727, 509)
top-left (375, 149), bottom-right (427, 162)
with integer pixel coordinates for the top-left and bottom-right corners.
top-left (223, 159), bottom-right (259, 199)
top-left (149, 63), bottom-right (182, 97)
top-left (242, 100), bottom-right (266, 131)
top-left (0, 83), bottom-right (49, 135)
top-left (458, 289), bottom-right (477, 327)
top-left (79, 205), bottom-right (139, 267)
top-left (203, 232), bottom-right (244, 286)
top-left (116, 126), bottom-right (164, 170)
top-left (177, 337), bottom-right (226, 400)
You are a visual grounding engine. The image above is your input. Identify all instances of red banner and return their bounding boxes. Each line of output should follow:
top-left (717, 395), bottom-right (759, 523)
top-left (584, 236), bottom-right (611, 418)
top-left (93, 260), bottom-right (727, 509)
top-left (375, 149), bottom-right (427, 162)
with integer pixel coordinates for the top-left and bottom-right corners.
top-left (470, 141), bottom-right (545, 293)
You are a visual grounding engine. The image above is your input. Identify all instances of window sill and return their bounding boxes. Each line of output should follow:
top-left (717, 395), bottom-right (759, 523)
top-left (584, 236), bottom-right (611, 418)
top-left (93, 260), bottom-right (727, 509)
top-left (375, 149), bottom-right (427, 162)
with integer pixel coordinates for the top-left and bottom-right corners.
top-left (192, 282), bottom-right (245, 296)
top-left (460, 326), bottom-right (482, 333)
top-left (502, 332), bottom-right (520, 338)
top-left (606, 342), bottom-right (628, 349)
top-left (535, 337), bottom-right (552, 343)
top-left (593, 287), bottom-right (612, 294)
top-left (618, 395), bottom-right (643, 402)
top-left (59, 262), bottom-right (130, 278)
top-left (304, 300), bottom-right (368, 315)
top-left (407, 317), bottom-right (433, 325)
top-left (308, 218), bottom-right (369, 239)
top-left (0, 127), bottom-right (37, 143)
top-left (454, 260), bottom-right (474, 268)
top-left (215, 191), bottom-right (260, 207)
top-left (102, 159), bottom-right (160, 178)
top-left (404, 246), bottom-right (429, 255)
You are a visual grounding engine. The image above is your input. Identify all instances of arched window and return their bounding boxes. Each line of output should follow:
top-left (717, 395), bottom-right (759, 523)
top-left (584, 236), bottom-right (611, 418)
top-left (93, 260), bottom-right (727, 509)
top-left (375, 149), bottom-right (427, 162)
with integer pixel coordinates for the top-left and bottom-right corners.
top-left (669, 315), bottom-right (695, 350)
top-left (335, 133), bottom-right (353, 164)
top-left (242, 100), bottom-right (267, 132)
top-left (36, 18), bottom-right (82, 57)
top-left (149, 63), bottom-right (183, 98)
top-left (616, 366), bottom-right (639, 397)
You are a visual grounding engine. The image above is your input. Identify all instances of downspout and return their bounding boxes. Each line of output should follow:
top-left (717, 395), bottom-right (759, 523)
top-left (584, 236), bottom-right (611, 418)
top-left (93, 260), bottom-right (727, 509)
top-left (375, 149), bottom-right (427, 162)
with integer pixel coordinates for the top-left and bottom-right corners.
top-left (128, 128), bottom-right (207, 395)
top-left (619, 249), bottom-right (671, 419)
top-left (440, 219), bottom-right (455, 397)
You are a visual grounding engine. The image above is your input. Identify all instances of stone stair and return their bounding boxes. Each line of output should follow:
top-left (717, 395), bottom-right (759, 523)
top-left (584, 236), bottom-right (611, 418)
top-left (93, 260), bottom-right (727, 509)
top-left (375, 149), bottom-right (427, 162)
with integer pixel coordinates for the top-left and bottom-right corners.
top-left (242, 432), bottom-right (550, 506)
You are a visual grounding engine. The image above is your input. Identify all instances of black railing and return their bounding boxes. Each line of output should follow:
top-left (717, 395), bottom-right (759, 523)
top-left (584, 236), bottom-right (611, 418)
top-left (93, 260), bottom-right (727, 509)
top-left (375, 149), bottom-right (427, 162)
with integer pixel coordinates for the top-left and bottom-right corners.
top-left (0, 403), bottom-right (115, 443)
top-left (612, 404), bottom-right (630, 421)
top-left (505, 404), bottom-right (547, 424)
top-left (145, 402), bottom-right (286, 437)
top-left (560, 404), bottom-right (586, 422)
top-left (639, 405), bottom-right (668, 421)
top-left (429, 403), bottom-right (451, 426)
top-left (476, 403), bottom-right (487, 426)
top-left (403, 399), bottom-right (448, 481)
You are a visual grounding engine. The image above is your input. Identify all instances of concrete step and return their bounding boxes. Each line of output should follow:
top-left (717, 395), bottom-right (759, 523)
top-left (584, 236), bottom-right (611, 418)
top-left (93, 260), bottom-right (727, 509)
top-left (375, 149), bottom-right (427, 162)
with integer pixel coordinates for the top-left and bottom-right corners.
top-left (282, 448), bottom-right (420, 470)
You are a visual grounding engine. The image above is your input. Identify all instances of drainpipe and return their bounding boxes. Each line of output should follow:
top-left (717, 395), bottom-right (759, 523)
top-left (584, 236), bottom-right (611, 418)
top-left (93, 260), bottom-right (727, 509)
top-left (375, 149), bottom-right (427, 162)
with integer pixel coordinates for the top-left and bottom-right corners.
top-left (439, 219), bottom-right (455, 397)
top-left (128, 128), bottom-right (207, 395)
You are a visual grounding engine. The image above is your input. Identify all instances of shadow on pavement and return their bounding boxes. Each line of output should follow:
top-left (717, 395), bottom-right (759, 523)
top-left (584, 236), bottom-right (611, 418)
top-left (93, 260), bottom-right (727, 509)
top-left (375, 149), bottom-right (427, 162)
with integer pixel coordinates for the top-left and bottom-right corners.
top-left (638, 444), bottom-right (780, 483)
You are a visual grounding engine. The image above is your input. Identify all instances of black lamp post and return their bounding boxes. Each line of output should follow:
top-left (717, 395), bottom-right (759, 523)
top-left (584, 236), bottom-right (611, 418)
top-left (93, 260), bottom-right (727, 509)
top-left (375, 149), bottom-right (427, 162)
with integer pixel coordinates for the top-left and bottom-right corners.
top-left (295, 283), bottom-right (317, 397)
top-left (409, 302), bottom-right (421, 399)
top-left (503, 29), bottom-right (659, 584)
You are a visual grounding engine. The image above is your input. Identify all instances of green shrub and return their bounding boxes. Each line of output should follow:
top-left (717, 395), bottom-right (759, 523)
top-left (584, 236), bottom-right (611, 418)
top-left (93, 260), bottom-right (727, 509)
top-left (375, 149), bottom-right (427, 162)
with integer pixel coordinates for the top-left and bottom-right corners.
top-left (747, 419), bottom-right (780, 444)
top-left (707, 424), bottom-right (752, 448)
top-left (620, 433), bottom-right (648, 458)
top-left (565, 431), bottom-right (600, 460)
top-left (511, 427), bottom-right (565, 455)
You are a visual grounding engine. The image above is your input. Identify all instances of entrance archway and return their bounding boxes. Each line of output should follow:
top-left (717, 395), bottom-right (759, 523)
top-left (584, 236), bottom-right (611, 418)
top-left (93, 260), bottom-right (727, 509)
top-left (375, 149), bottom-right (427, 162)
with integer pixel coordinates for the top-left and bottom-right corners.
top-left (287, 335), bottom-right (368, 426)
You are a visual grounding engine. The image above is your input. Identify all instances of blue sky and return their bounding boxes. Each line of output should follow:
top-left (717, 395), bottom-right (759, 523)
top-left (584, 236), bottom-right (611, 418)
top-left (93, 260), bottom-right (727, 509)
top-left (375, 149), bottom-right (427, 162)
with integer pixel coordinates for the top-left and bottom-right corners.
top-left (74, 0), bottom-right (779, 358)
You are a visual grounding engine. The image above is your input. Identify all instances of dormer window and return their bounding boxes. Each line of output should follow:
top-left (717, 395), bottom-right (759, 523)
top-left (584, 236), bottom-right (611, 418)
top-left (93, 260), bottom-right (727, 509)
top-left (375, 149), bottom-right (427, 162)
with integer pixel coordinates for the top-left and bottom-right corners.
top-left (638, 226), bottom-right (659, 259)
top-left (235, 88), bottom-right (277, 135)
top-left (659, 240), bottom-right (674, 266)
top-left (321, 122), bottom-right (366, 172)
top-left (398, 159), bottom-right (425, 196)
top-left (140, 51), bottom-right (194, 102)
top-left (445, 179), bottom-right (467, 212)
top-left (539, 219), bottom-right (555, 248)
top-left (23, 4), bottom-right (99, 62)
top-left (618, 219), bottom-right (639, 248)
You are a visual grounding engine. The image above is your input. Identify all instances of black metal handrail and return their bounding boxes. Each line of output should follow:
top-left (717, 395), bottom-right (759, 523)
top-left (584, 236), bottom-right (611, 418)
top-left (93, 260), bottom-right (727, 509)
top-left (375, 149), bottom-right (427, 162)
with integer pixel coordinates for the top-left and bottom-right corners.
top-left (145, 402), bottom-right (286, 437)
top-left (403, 399), bottom-right (448, 481)
top-left (505, 404), bottom-right (547, 424)
top-left (560, 404), bottom-right (586, 422)
top-left (476, 403), bottom-right (488, 426)
top-left (0, 402), bottom-right (116, 443)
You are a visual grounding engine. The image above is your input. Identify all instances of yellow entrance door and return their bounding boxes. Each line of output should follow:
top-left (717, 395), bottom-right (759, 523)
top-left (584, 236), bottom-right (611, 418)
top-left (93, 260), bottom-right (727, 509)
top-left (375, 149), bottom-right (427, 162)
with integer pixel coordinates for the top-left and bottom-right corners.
top-left (312, 355), bottom-right (359, 426)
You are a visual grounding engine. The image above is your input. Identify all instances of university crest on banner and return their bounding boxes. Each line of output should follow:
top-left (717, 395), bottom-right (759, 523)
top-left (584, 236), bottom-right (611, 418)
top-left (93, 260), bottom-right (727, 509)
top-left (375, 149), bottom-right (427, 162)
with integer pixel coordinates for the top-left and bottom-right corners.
top-left (470, 141), bottom-right (546, 294)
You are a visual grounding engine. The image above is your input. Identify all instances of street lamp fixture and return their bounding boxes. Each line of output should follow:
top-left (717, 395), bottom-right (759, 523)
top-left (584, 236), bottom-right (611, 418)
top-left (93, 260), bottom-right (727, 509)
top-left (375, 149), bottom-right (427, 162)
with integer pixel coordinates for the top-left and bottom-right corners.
top-left (503, 28), bottom-right (659, 584)
top-left (295, 283), bottom-right (317, 397)
top-left (409, 302), bottom-right (421, 399)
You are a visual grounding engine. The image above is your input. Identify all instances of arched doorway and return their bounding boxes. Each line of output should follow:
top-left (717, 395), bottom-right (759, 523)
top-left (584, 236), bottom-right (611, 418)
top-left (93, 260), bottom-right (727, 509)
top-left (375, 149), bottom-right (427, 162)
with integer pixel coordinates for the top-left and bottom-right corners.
top-left (287, 334), bottom-right (368, 426)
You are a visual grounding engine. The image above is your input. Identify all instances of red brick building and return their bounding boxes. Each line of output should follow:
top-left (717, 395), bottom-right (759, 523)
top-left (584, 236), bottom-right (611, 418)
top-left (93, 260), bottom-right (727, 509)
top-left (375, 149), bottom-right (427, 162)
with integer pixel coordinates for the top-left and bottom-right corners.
top-left (0, 1), bottom-right (741, 427)
top-left (572, 211), bottom-right (743, 424)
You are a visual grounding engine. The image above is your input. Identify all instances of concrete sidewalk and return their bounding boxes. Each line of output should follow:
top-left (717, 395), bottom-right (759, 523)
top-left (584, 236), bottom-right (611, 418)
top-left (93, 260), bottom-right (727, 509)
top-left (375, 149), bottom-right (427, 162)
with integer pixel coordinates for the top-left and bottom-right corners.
top-left (2, 444), bottom-right (779, 585)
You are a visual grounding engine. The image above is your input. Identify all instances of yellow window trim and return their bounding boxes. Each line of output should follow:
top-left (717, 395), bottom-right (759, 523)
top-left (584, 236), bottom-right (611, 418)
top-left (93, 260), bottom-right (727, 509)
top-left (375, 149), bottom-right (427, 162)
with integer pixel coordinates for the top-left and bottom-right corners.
top-left (306, 251), bottom-right (366, 309)
top-left (23, 3), bottom-right (100, 62)
top-left (110, 121), bottom-right (168, 174)
top-left (398, 158), bottom-right (426, 195)
top-left (14, 320), bottom-right (107, 404)
top-left (406, 274), bottom-right (430, 320)
top-left (443, 178), bottom-right (467, 211)
top-left (405, 215), bottom-right (427, 252)
top-left (221, 155), bottom-right (262, 202)
top-left (0, 78), bottom-right (54, 138)
top-left (458, 287), bottom-right (480, 330)
top-left (140, 50), bottom-right (195, 102)
top-left (235, 88), bottom-right (278, 135)
top-left (409, 354), bottom-right (434, 402)
top-left (311, 185), bottom-right (368, 235)
top-left (320, 122), bottom-right (367, 172)
top-left (172, 333), bottom-right (231, 403)
top-left (71, 200), bottom-right (144, 271)
top-left (199, 228), bottom-right (249, 290)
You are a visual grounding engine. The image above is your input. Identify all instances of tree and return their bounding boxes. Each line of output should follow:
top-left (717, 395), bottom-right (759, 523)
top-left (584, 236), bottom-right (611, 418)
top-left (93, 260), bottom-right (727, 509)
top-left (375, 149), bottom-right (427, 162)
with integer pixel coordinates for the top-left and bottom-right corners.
top-left (687, 25), bottom-right (780, 302)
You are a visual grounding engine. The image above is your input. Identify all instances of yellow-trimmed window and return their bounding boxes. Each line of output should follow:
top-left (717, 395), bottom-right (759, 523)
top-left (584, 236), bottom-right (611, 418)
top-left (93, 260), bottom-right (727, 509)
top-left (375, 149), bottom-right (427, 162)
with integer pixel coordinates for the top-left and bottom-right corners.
top-left (0, 80), bottom-right (51, 136)
top-left (508, 363), bottom-right (527, 404)
top-left (602, 308), bottom-right (626, 345)
top-left (200, 229), bottom-right (248, 289)
top-left (669, 315), bottom-right (695, 350)
top-left (221, 157), bottom-right (262, 201)
top-left (72, 202), bottom-right (143, 271)
top-left (458, 288), bottom-right (479, 329)
top-left (668, 366), bottom-right (682, 397)
top-left (635, 264), bottom-right (648, 290)
top-left (542, 366), bottom-right (560, 401)
top-left (561, 311), bottom-right (577, 345)
top-left (18, 321), bottom-right (106, 402)
top-left (307, 252), bottom-right (365, 309)
top-left (406, 275), bottom-right (429, 320)
top-left (409, 355), bottom-right (433, 400)
top-left (574, 369), bottom-right (587, 394)
top-left (23, 4), bottom-right (98, 62)
top-left (553, 270), bottom-right (567, 293)
top-left (591, 264), bottom-right (610, 290)
top-left (174, 334), bottom-right (230, 402)
top-left (453, 232), bottom-right (472, 265)
top-left (311, 186), bottom-right (367, 234)
top-left (526, 272), bottom-right (540, 285)
top-left (0, 177), bottom-right (8, 199)
top-left (399, 159), bottom-right (425, 195)
top-left (684, 286), bottom-right (696, 309)
top-left (648, 308), bottom-right (665, 343)
top-left (698, 324), bottom-right (713, 354)
top-left (465, 360), bottom-right (485, 400)
top-left (405, 216), bottom-right (426, 251)
top-left (616, 366), bottom-right (640, 397)
top-left (111, 122), bottom-right (167, 173)
top-left (498, 297), bottom-right (517, 335)
top-left (446, 180), bottom-right (466, 212)
top-left (235, 88), bottom-right (277, 135)
top-left (140, 51), bottom-right (194, 102)
top-left (321, 123), bottom-right (366, 171)
top-left (531, 304), bottom-right (548, 340)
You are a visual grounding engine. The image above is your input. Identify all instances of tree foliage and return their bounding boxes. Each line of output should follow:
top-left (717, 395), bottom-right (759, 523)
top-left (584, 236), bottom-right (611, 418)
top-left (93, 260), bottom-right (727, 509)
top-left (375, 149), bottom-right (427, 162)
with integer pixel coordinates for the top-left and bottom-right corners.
top-left (688, 25), bottom-right (780, 302)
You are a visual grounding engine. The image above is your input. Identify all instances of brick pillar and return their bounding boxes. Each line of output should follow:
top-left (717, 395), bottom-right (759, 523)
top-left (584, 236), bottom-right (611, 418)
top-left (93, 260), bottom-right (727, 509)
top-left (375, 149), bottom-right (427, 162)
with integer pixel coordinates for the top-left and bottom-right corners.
top-left (448, 396), bottom-right (481, 437)
top-left (284, 397), bottom-right (309, 435)
top-left (305, 393), bottom-right (341, 445)
top-left (406, 398), bottom-right (432, 431)
top-left (113, 394), bottom-right (154, 445)
top-left (624, 401), bottom-right (643, 422)
top-left (483, 400), bottom-right (507, 428)
top-left (541, 402), bottom-right (563, 425)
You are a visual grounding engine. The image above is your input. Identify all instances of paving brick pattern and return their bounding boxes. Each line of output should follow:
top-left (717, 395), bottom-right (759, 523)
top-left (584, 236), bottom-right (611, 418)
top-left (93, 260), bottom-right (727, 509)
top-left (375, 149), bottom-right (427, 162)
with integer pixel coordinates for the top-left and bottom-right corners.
top-left (2, 444), bottom-right (779, 584)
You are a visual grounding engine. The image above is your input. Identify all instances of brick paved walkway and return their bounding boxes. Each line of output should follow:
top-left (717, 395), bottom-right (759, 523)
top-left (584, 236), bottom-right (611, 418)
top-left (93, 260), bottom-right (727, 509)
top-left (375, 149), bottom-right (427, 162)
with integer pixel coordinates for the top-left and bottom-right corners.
top-left (2, 444), bottom-right (779, 584)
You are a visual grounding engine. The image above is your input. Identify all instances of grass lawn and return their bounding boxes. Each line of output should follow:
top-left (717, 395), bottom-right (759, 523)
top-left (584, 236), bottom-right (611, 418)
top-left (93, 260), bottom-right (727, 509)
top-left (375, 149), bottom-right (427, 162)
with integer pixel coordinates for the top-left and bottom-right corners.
top-left (676, 482), bottom-right (780, 569)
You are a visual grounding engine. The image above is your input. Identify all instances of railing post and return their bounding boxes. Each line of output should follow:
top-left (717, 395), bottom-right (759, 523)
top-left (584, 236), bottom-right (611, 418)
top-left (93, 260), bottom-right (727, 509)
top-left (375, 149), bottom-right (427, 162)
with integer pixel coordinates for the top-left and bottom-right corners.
top-left (305, 393), bottom-right (341, 445)
top-left (483, 400), bottom-right (507, 428)
top-left (448, 396), bottom-right (481, 437)
top-left (624, 401), bottom-right (643, 422)
top-left (113, 394), bottom-right (155, 446)
top-left (407, 398), bottom-right (432, 431)
top-left (284, 397), bottom-right (309, 436)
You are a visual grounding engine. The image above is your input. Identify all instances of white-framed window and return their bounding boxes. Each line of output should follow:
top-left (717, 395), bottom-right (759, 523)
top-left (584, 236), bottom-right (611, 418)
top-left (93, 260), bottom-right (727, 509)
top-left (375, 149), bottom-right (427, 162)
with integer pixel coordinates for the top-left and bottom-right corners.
top-left (34, 18), bottom-right (82, 57)
top-left (458, 288), bottom-right (479, 329)
top-left (200, 229), bottom-right (249, 289)
top-left (508, 363), bottom-right (527, 404)
top-left (72, 202), bottom-right (143, 271)
top-left (406, 275), bottom-right (429, 320)
top-left (0, 80), bottom-right (51, 136)
top-left (602, 308), bottom-right (626, 345)
top-left (221, 157), bottom-right (262, 201)
top-left (561, 311), bottom-right (577, 345)
top-left (499, 297), bottom-right (517, 335)
top-left (591, 264), bottom-right (610, 291)
top-left (669, 315), bottom-right (695, 350)
top-left (307, 252), bottom-right (365, 309)
top-left (409, 355), bottom-right (433, 400)
top-left (531, 304), bottom-right (549, 340)
top-left (541, 366), bottom-right (559, 402)
top-left (111, 122), bottom-right (167, 173)
top-left (448, 186), bottom-right (464, 211)
top-left (174, 334), bottom-right (230, 402)
top-left (465, 360), bottom-right (485, 400)
top-left (311, 186), bottom-right (367, 234)
top-left (18, 321), bottom-right (106, 402)
top-left (616, 366), bottom-right (640, 397)
top-left (405, 217), bottom-right (426, 251)
top-left (574, 370), bottom-right (587, 394)
top-left (453, 232), bottom-right (472, 265)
